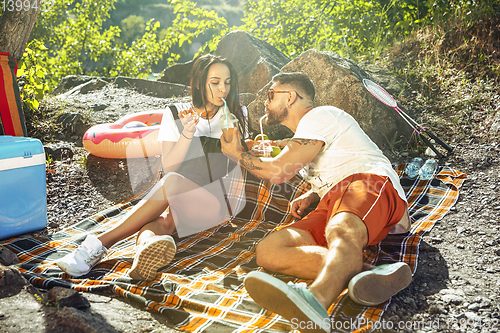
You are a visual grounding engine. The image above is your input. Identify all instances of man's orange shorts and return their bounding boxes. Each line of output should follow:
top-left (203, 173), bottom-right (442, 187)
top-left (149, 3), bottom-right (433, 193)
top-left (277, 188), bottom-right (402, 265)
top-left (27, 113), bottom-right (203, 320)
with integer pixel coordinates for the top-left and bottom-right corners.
top-left (288, 173), bottom-right (407, 247)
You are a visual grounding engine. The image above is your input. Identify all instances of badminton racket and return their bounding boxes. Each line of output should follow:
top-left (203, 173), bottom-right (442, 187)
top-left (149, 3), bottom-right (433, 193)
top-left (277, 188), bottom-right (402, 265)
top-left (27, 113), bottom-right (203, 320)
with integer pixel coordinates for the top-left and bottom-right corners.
top-left (363, 79), bottom-right (453, 158)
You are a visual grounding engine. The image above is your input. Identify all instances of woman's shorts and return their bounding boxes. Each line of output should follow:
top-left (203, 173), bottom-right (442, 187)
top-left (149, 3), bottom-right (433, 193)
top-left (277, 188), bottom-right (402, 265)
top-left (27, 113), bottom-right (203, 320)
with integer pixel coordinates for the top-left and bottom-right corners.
top-left (287, 173), bottom-right (407, 247)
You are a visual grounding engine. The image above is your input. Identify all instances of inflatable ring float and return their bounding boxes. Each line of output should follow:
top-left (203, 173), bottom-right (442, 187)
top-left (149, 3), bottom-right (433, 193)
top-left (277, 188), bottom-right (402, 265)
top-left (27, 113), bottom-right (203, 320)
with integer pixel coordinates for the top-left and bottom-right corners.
top-left (83, 111), bottom-right (164, 159)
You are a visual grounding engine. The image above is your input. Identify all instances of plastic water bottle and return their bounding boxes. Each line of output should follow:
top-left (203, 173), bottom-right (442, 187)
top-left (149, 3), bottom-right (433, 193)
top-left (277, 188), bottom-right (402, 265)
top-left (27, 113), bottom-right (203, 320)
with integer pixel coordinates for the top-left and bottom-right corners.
top-left (404, 157), bottom-right (424, 178)
top-left (419, 158), bottom-right (438, 180)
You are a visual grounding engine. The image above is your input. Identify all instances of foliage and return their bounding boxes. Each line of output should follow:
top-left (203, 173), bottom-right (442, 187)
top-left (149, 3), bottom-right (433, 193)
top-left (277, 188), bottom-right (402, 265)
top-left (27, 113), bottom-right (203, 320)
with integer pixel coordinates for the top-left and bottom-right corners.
top-left (235, 0), bottom-right (422, 60)
top-left (216, 0), bottom-right (499, 62)
top-left (28, 0), bottom-right (227, 91)
top-left (383, 131), bottom-right (404, 155)
top-left (169, 0), bottom-right (228, 59)
top-left (387, 11), bottom-right (500, 144)
top-left (17, 40), bottom-right (49, 113)
top-left (240, 0), bottom-right (331, 57)
top-left (426, 0), bottom-right (500, 28)
top-left (119, 15), bottom-right (146, 45)
top-left (18, 0), bottom-right (499, 106)
top-left (33, 293), bottom-right (59, 307)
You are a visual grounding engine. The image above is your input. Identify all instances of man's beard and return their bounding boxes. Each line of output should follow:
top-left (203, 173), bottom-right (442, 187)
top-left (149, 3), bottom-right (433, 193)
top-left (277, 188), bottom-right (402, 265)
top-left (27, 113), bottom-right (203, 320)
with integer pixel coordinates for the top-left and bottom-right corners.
top-left (266, 106), bottom-right (288, 126)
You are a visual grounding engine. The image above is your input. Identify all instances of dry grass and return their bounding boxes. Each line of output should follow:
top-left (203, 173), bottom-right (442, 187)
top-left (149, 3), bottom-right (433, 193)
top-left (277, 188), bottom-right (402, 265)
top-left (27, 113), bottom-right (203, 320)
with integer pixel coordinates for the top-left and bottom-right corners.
top-left (381, 13), bottom-right (500, 147)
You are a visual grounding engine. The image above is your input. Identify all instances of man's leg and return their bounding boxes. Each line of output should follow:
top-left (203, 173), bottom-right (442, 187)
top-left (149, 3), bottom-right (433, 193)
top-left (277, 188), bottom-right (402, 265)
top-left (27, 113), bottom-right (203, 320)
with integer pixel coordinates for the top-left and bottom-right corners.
top-left (244, 212), bottom-right (367, 333)
top-left (255, 227), bottom-right (328, 280)
top-left (244, 174), bottom-right (408, 332)
top-left (255, 226), bottom-right (374, 280)
top-left (308, 212), bottom-right (368, 308)
top-left (255, 199), bottom-right (373, 281)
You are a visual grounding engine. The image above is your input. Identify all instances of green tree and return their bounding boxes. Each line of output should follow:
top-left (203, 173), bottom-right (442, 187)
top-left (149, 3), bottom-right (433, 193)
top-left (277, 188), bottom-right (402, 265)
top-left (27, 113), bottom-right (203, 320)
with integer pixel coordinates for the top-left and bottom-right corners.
top-left (216, 0), bottom-right (499, 62)
top-left (425, 0), bottom-right (499, 27)
top-left (235, 0), bottom-right (397, 60)
top-left (27, 0), bottom-right (227, 91)
top-left (120, 15), bottom-right (146, 45)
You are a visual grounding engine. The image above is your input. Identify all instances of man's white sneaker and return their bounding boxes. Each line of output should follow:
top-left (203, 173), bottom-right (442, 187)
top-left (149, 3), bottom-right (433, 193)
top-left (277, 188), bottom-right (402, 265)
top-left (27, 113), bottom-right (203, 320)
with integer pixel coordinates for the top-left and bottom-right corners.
top-left (348, 262), bottom-right (412, 306)
top-left (128, 235), bottom-right (177, 281)
top-left (57, 234), bottom-right (108, 277)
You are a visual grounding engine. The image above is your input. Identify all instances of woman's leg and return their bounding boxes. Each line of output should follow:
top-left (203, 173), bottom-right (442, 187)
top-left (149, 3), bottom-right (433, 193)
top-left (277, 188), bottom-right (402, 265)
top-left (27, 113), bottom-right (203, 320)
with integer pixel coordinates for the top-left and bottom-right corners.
top-left (58, 172), bottom-right (225, 279)
top-left (98, 172), bottom-right (223, 248)
top-left (136, 206), bottom-right (176, 245)
top-left (97, 176), bottom-right (172, 249)
top-left (57, 174), bottom-right (175, 278)
top-left (139, 173), bottom-right (224, 240)
top-left (127, 173), bottom-right (224, 280)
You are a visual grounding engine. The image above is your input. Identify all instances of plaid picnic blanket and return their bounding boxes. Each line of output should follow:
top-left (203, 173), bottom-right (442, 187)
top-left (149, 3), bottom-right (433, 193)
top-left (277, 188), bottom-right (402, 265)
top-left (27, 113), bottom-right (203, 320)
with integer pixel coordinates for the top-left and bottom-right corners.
top-left (0, 165), bottom-right (466, 333)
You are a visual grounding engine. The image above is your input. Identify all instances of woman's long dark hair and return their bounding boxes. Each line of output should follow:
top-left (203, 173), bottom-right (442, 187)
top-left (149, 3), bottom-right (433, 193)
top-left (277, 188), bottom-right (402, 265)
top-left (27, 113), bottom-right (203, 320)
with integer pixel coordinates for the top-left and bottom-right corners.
top-left (190, 54), bottom-right (249, 136)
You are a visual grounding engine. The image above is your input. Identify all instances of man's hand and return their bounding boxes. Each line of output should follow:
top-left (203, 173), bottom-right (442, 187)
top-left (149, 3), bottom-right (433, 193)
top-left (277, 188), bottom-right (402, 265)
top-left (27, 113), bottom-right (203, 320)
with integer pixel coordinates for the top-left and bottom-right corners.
top-left (223, 136), bottom-right (323, 184)
top-left (291, 190), bottom-right (320, 219)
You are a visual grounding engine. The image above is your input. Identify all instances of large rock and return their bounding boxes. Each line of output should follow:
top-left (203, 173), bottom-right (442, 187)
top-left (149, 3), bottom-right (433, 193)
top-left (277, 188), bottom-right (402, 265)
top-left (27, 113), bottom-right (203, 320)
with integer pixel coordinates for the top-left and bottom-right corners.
top-left (51, 75), bottom-right (99, 95)
top-left (215, 30), bottom-right (291, 94)
top-left (113, 77), bottom-right (187, 98)
top-left (53, 75), bottom-right (187, 99)
top-left (158, 59), bottom-right (195, 86)
top-left (0, 246), bottom-right (20, 266)
top-left (0, 265), bottom-right (31, 298)
top-left (0, 266), bottom-right (46, 331)
top-left (158, 31), bottom-right (290, 95)
top-left (247, 49), bottom-right (413, 149)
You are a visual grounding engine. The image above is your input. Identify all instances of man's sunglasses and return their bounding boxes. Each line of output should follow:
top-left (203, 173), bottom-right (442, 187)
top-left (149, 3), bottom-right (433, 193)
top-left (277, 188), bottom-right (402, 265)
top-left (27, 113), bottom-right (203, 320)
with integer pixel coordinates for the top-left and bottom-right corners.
top-left (267, 90), bottom-right (303, 102)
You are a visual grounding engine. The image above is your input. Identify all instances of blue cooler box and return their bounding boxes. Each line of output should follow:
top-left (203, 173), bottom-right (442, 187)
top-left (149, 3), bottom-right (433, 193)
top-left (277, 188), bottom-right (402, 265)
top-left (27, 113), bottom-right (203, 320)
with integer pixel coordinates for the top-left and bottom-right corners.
top-left (0, 136), bottom-right (47, 239)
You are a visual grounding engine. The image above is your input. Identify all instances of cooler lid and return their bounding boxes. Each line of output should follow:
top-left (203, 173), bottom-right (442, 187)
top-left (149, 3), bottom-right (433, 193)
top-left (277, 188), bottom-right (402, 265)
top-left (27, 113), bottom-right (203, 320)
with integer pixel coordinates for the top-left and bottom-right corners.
top-left (0, 136), bottom-right (45, 159)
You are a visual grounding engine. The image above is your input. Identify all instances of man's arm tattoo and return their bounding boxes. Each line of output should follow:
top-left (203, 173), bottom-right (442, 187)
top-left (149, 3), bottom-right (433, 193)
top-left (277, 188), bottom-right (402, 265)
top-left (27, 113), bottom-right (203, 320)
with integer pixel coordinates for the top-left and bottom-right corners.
top-left (291, 138), bottom-right (319, 146)
top-left (239, 152), bottom-right (263, 171)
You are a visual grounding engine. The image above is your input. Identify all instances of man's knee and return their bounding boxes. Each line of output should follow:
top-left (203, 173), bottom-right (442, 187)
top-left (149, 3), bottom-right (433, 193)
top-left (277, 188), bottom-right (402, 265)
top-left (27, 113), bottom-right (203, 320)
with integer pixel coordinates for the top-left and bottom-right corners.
top-left (255, 228), bottom-right (314, 269)
top-left (325, 212), bottom-right (368, 249)
top-left (255, 230), bottom-right (292, 268)
top-left (255, 235), bottom-right (275, 268)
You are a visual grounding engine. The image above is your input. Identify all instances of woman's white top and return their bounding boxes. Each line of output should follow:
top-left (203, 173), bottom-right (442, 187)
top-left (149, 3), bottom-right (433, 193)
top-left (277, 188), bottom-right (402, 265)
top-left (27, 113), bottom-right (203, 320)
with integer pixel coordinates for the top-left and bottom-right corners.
top-left (157, 102), bottom-right (249, 141)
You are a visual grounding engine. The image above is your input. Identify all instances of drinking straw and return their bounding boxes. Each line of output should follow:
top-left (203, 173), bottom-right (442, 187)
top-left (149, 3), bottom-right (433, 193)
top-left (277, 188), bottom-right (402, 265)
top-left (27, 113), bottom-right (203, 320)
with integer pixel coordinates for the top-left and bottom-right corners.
top-left (221, 97), bottom-right (229, 129)
top-left (259, 114), bottom-right (266, 139)
top-left (259, 114), bottom-right (271, 156)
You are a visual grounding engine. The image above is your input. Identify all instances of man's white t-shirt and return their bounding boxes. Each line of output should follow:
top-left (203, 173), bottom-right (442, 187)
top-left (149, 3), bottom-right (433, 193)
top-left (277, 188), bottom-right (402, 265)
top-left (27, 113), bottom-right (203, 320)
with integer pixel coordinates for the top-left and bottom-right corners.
top-left (294, 106), bottom-right (407, 204)
top-left (157, 102), bottom-right (249, 142)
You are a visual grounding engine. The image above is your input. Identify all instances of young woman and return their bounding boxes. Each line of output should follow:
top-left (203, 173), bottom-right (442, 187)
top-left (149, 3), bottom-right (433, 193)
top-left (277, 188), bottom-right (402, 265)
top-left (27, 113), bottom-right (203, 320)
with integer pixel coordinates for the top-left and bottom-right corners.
top-left (57, 54), bottom-right (249, 280)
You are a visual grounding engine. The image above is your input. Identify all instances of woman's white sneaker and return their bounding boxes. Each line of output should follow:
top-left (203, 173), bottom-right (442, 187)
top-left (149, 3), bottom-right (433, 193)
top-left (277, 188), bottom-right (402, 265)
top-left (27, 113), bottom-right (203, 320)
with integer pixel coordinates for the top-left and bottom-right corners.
top-left (57, 234), bottom-right (108, 277)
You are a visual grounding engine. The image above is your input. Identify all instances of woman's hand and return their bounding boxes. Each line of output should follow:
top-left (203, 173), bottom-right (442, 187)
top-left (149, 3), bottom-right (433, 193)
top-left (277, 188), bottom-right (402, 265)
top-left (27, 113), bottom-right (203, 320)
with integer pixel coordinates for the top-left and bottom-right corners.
top-left (220, 129), bottom-right (243, 162)
top-left (179, 112), bottom-right (198, 138)
top-left (290, 190), bottom-right (320, 219)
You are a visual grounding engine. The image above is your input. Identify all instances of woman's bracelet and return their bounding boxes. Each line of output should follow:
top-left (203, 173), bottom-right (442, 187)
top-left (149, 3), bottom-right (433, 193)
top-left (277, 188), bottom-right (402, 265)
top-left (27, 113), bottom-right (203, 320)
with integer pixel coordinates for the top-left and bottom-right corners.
top-left (181, 131), bottom-right (193, 140)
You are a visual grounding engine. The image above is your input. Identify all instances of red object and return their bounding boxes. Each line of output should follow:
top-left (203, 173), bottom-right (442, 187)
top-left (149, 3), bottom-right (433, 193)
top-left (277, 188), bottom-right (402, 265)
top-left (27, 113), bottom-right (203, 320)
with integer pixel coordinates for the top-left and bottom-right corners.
top-left (82, 111), bottom-right (163, 158)
top-left (285, 173), bottom-right (407, 246)
top-left (0, 52), bottom-right (27, 136)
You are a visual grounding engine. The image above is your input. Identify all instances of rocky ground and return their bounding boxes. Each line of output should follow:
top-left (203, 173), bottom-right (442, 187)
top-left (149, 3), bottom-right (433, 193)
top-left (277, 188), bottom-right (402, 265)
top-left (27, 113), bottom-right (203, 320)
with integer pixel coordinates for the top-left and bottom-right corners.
top-left (378, 141), bottom-right (500, 333)
top-left (2, 70), bottom-right (500, 333)
top-left (1, 85), bottom-right (184, 333)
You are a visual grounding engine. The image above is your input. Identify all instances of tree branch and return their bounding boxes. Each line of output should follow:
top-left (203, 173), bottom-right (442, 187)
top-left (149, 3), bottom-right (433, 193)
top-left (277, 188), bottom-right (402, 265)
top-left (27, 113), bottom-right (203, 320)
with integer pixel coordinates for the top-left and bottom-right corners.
top-left (0, 1), bottom-right (41, 61)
